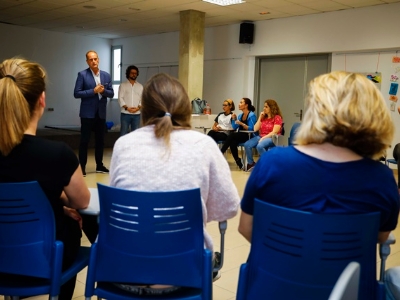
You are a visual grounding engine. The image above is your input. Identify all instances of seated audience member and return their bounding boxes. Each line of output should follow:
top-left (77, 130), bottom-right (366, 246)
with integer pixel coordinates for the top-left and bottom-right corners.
top-left (244, 99), bottom-right (283, 172)
top-left (207, 99), bottom-right (235, 142)
top-left (220, 98), bottom-right (257, 170)
top-left (109, 73), bottom-right (240, 295)
top-left (238, 71), bottom-right (399, 245)
top-left (0, 58), bottom-right (91, 300)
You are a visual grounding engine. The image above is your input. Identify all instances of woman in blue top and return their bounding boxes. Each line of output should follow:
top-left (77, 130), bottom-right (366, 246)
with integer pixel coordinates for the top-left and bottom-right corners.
top-left (220, 98), bottom-right (257, 170)
top-left (239, 71), bottom-right (399, 244)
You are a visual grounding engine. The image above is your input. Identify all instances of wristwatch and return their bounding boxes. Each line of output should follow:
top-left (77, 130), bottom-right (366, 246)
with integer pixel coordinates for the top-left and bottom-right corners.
top-left (124, 106), bottom-right (128, 111)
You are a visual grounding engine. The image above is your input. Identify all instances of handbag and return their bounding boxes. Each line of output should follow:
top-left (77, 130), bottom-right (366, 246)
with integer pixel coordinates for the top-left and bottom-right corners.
top-left (191, 98), bottom-right (207, 114)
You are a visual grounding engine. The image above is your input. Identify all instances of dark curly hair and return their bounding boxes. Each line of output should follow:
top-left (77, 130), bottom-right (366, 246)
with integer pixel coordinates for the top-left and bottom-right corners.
top-left (125, 65), bottom-right (139, 79)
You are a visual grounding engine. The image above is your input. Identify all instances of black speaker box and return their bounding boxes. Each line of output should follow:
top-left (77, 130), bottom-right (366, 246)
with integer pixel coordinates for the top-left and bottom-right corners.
top-left (239, 23), bottom-right (254, 44)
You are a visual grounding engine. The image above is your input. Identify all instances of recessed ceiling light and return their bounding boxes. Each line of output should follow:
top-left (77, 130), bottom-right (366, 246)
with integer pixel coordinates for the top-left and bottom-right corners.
top-left (203, 0), bottom-right (245, 6)
top-left (83, 5), bottom-right (96, 9)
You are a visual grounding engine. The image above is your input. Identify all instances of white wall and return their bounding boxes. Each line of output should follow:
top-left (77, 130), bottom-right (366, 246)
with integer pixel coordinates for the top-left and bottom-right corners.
top-left (0, 24), bottom-right (112, 128)
top-left (113, 2), bottom-right (400, 151)
top-left (2, 2), bottom-right (400, 149)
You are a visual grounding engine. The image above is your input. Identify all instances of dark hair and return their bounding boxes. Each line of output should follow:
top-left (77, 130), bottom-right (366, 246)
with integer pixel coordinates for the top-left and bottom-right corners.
top-left (0, 58), bottom-right (46, 155)
top-left (126, 65), bottom-right (139, 79)
top-left (141, 73), bottom-right (191, 147)
top-left (242, 97), bottom-right (255, 112)
top-left (265, 99), bottom-right (282, 119)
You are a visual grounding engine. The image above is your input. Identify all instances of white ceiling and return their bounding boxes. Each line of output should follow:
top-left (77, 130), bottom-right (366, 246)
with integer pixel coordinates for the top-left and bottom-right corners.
top-left (0, 0), bottom-right (398, 39)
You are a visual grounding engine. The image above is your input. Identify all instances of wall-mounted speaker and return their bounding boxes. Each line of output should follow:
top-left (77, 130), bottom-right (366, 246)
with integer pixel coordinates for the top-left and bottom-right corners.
top-left (239, 22), bottom-right (254, 44)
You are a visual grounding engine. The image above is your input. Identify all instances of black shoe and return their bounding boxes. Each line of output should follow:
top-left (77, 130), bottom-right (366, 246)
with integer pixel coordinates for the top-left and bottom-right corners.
top-left (246, 162), bottom-right (256, 172)
top-left (96, 165), bottom-right (109, 173)
top-left (213, 270), bottom-right (221, 282)
top-left (213, 252), bottom-right (222, 281)
top-left (235, 158), bottom-right (244, 170)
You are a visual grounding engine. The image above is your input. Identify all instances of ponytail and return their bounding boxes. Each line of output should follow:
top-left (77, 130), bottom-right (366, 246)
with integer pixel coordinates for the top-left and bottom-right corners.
top-left (0, 58), bottom-right (46, 156)
top-left (0, 77), bottom-right (30, 155)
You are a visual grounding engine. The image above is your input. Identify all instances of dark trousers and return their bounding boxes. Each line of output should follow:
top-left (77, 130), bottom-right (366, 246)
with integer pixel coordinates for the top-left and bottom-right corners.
top-left (207, 130), bottom-right (228, 143)
top-left (81, 213), bottom-right (99, 244)
top-left (59, 217), bottom-right (82, 300)
top-left (393, 144), bottom-right (400, 188)
top-left (220, 132), bottom-right (250, 161)
top-left (79, 112), bottom-right (106, 170)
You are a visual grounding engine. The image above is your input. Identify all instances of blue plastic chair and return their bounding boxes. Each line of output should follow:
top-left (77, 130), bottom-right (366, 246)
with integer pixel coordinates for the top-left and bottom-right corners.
top-left (0, 181), bottom-right (90, 300)
top-left (288, 122), bottom-right (301, 145)
top-left (236, 199), bottom-right (384, 300)
top-left (84, 183), bottom-right (212, 300)
top-left (386, 158), bottom-right (397, 167)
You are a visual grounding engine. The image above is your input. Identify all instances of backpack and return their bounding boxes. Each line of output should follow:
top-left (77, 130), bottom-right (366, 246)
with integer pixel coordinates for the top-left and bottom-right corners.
top-left (191, 98), bottom-right (207, 114)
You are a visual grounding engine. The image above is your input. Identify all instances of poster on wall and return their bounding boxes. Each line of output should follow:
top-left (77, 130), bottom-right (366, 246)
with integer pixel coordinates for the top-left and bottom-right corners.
top-left (362, 72), bottom-right (382, 90)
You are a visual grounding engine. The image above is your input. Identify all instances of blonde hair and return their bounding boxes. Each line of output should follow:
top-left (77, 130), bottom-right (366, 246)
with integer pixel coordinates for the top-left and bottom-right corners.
top-left (141, 73), bottom-right (191, 147)
top-left (0, 58), bottom-right (46, 156)
top-left (224, 99), bottom-right (235, 111)
top-left (295, 71), bottom-right (393, 159)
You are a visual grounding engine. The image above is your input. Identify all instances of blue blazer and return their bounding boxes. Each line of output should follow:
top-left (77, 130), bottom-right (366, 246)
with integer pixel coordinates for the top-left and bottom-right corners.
top-left (73, 68), bottom-right (114, 119)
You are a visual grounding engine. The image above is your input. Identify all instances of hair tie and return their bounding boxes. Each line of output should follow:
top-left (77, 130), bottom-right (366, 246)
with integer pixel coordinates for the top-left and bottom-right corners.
top-left (165, 112), bottom-right (171, 117)
top-left (5, 75), bottom-right (16, 82)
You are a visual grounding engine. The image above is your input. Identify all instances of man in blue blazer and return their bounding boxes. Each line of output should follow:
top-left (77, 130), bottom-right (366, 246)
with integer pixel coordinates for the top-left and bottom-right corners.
top-left (74, 50), bottom-right (114, 176)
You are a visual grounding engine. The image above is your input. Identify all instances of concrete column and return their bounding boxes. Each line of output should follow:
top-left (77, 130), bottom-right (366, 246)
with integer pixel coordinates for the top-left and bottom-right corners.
top-left (179, 10), bottom-right (205, 100)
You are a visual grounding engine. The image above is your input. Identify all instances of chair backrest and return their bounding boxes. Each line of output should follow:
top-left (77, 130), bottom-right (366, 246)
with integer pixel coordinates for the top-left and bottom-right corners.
top-left (0, 181), bottom-right (56, 278)
top-left (288, 122), bottom-right (301, 145)
top-left (328, 262), bottom-right (360, 300)
top-left (92, 183), bottom-right (209, 288)
top-left (243, 199), bottom-right (380, 300)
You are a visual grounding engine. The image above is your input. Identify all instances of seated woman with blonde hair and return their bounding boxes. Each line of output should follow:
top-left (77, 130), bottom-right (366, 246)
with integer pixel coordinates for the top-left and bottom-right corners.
top-left (0, 58), bottom-right (90, 300)
top-left (239, 71), bottom-right (399, 245)
top-left (207, 98), bottom-right (235, 143)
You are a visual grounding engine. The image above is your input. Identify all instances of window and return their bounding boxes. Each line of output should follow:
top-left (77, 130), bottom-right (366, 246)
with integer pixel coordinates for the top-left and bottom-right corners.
top-left (111, 45), bottom-right (122, 99)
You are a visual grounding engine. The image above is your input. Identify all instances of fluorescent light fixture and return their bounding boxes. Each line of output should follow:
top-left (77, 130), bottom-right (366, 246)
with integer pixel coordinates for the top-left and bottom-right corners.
top-left (203, 0), bottom-right (245, 6)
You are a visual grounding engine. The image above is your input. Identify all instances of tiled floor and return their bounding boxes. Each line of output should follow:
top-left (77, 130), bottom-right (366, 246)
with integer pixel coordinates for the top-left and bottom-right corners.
top-left (3, 149), bottom-right (400, 300)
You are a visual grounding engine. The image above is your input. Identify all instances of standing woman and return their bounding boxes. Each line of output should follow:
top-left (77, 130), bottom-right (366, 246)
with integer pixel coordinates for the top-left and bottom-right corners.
top-left (0, 58), bottom-right (90, 300)
top-left (244, 99), bottom-right (283, 171)
top-left (220, 98), bottom-right (257, 170)
top-left (207, 99), bottom-right (235, 143)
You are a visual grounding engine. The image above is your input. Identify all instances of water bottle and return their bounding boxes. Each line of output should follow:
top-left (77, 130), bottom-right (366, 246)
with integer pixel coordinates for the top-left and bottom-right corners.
top-left (205, 102), bottom-right (211, 115)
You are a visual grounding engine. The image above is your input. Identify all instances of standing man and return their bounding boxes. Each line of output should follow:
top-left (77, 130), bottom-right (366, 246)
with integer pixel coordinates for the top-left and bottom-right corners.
top-left (118, 65), bottom-right (143, 136)
top-left (74, 50), bottom-right (114, 176)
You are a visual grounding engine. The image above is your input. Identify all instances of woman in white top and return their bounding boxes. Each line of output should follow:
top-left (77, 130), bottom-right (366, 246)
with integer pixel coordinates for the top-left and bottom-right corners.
top-left (207, 98), bottom-right (235, 143)
top-left (109, 73), bottom-right (240, 295)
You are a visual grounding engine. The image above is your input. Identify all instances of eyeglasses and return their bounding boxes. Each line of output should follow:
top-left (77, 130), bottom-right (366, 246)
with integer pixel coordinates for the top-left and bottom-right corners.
top-left (222, 104), bottom-right (228, 106)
